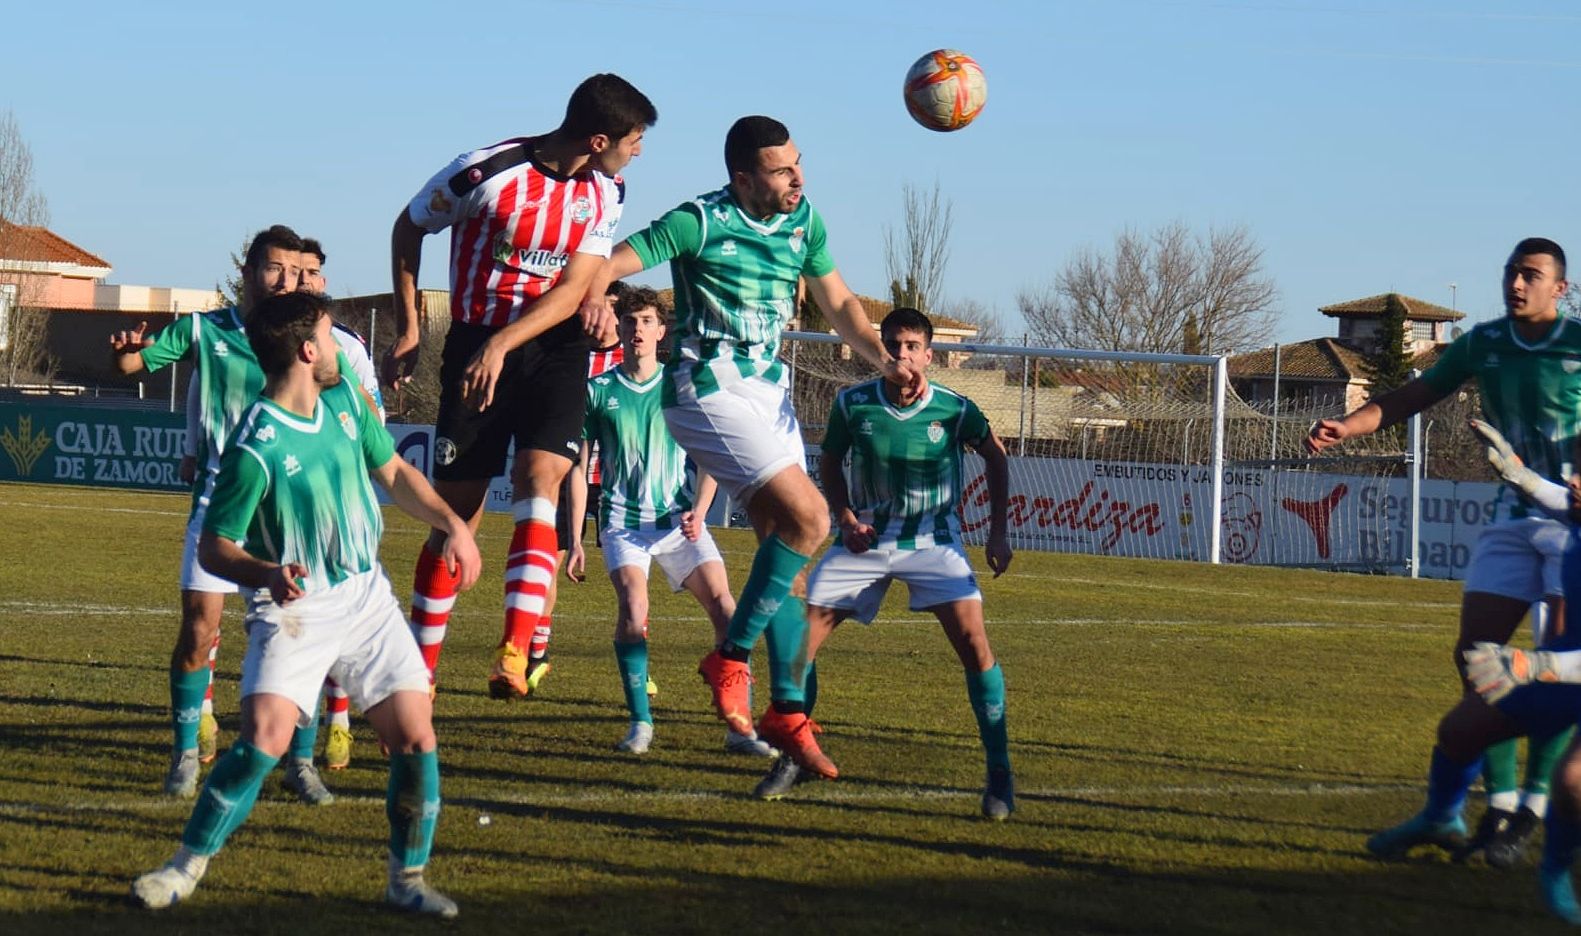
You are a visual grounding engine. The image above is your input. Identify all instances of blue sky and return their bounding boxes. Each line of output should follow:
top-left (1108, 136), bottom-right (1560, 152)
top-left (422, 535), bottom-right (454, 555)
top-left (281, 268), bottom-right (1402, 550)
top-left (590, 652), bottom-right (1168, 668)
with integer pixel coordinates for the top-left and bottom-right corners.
top-left (2, 0), bottom-right (1577, 347)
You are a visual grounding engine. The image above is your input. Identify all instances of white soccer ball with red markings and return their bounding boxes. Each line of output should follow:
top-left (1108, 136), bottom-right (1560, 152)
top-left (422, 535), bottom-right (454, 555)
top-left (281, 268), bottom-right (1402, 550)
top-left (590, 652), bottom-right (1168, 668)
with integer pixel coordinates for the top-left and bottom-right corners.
top-left (903, 49), bottom-right (987, 132)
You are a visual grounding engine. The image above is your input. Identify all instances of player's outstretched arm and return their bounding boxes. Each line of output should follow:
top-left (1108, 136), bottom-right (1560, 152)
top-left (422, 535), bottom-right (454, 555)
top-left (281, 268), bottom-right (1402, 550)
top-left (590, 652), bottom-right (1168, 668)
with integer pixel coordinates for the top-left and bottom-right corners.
top-left (371, 455), bottom-right (482, 590)
top-left (1463, 641), bottom-right (1581, 703)
top-left (385, 210), bottom-right (428, 389)
top-left (806, 272), bottom-right (921, 396)
top-left (197, 531), bottom-right (306, 604)
top-left (1304, 378), bottom-right (1444, 454)
top-left (576, 245), bottom-right (648, 344)
top-left (973, 429), bottom-right (1014, 577)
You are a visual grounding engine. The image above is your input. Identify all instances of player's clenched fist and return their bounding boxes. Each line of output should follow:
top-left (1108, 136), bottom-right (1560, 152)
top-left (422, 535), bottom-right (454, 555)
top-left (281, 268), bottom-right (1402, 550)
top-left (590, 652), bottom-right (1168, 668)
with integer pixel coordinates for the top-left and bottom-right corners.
top-left (1304, 418), bottom-right (1349, 454)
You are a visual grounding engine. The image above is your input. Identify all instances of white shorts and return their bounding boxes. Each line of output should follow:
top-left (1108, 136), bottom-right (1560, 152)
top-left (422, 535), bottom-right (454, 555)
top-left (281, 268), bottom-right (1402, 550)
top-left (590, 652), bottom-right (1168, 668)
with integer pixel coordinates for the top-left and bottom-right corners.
top-left (806, 543), bottom-right (982, 624)
top-left (603, 524), bottom-right (723, 592)
top-left (181, 499), bottom-right (239, 594)
top-left (664, 372), bottom-right (805, 503)
top-left (239, 567), bottom-right (429, 723)
top-left (1463, 516), bottom-right (1567, 603)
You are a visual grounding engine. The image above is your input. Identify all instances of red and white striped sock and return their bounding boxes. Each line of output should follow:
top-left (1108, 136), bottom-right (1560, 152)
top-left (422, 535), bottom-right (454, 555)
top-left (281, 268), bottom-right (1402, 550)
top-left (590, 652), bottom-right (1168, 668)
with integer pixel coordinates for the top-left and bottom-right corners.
top-left (201, 632), bottom-right (219, 715)
top-left (530, 616), bottom-right (553, 661)
top-left (410, 542), bottom-right (461, 684)
top-left (502, 497), bottom-right (557, 652)
top-left (324, 676), bottom-right (351, 729)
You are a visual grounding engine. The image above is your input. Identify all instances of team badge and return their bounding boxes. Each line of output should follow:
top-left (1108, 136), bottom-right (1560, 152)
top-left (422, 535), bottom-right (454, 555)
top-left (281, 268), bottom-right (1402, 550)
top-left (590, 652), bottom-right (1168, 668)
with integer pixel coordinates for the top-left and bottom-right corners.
top-left (428, 188), bottom-right (454, 214)
top-left (606, 397), bottom-right (620, 410)
top-left (283, 454), bottom-right (302, 477)
top-left (571, 196), bottom-right (594, 224)
top-left (467, 167), bottom-right (483, 184)
top-left (721, 240), bottom-right (737, 257)
top-left (214, 341), bottom-right (229, 358)
top-left (789, 226), bottom-right (805, 254)
top-left (858, 419), bottom-right (874, 436)
top-left (435, 437), bottom-right (458, 466)
top-left (927, 421), bottom-right (944, 444)
top-left (337, 411), bottom-right (357, 441)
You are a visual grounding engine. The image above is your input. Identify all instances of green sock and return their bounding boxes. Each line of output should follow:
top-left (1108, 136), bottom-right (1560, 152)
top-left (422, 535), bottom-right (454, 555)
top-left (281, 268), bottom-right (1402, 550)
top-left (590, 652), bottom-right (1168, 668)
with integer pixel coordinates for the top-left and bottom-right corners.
top-left (1526, 726), bottom-right (1577, 798)
top-left (615, 640), bottom-right (652, 725)
top-left (181, 740), bottom-right (278, 856)
top-left (388, 750), bottom-right (441, 869)
top-left (723, 535), bottom-right (810, 653)
top-left (764, 596), bottom-right (809, 704)
top-left (288, 698), bottom-right (321, 761)
top-left (965, 664), bottom-right (1011, 773)
top-left (1484, 737), bottom-right (1521, 809)
top-left (803, 662), bottom-right (819, 718)
top-left (171, 668), bottom-right (209, 753)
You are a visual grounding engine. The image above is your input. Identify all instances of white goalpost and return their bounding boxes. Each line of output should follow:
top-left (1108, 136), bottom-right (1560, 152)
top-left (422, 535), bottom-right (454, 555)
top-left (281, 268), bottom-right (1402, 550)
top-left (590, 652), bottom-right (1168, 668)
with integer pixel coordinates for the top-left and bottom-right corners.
top-left (778, 331), bottom-right (1450, 577)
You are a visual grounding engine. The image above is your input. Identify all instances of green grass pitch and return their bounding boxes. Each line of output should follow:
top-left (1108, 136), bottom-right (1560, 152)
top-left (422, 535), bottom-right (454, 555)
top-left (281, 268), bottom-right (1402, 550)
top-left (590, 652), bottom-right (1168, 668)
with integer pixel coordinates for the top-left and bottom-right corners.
top-left (0, 482), bottom-right (1569, 934)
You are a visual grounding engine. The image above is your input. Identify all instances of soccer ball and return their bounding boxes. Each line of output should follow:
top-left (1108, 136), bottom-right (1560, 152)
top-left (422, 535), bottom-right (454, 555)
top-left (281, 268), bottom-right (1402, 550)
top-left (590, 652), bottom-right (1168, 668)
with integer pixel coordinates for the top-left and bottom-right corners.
top-left (903, 50), bottom-right (988, 132)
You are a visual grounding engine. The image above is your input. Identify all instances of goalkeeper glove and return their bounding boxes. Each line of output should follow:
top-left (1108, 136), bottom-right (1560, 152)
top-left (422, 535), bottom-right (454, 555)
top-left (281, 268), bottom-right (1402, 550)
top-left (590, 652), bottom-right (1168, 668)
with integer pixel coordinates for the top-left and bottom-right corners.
top-left (1467, 419), bottom-right (1571, 519)
top-left (1462, 641), bottom-right (1562, 704)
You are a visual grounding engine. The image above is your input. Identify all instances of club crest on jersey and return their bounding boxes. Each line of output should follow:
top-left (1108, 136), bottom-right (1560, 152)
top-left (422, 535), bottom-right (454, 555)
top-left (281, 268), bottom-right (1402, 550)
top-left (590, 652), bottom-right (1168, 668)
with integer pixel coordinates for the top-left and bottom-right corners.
top-left (428, 188), bottom-right (454, 215)
top-left (927, 421), bottom-right (944, 444)
top-left (255, 425), bottom-right (277, 444)
top-left (858, 419), bottom-right (874, 436)
top-left (605, 397), bottom-right (620, 411)
top-left (214, 341), bottom-right (229, 358)
top-left (284, 454), bottom-right (302, 477)
top-left (789, 226), bottom-right (805, 254)
top-left (570, 196), bottom-right (594, 224)
top-left (720, 240), bottom-right (737, 257)
top-left (337, 411), bottom-right (357, 441)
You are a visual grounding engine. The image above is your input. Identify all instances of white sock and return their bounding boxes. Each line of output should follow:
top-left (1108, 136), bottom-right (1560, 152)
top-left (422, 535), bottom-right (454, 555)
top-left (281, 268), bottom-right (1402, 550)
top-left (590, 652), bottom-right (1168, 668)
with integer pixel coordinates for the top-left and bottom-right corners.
top-left (1489, 791), bottom-right (1521, 812)
top-left (1523, 793), bottom-right (1550, 818)
top-left (171, 846), bottom-right (210, 881)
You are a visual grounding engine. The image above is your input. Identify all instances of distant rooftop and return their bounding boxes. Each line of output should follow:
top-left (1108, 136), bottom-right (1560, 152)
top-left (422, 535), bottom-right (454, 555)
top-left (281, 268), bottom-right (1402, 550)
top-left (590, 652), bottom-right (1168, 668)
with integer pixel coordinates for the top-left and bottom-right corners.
top-left (1319, 293), bottom-right (1464, 323)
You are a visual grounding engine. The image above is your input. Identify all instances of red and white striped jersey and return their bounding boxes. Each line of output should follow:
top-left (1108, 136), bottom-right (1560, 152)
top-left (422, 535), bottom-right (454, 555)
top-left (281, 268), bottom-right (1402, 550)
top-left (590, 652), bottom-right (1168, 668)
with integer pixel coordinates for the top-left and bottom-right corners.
top-left (585, 343), bottom-right (624, 485)
top-left (407, 137), bottom-right (625, 328)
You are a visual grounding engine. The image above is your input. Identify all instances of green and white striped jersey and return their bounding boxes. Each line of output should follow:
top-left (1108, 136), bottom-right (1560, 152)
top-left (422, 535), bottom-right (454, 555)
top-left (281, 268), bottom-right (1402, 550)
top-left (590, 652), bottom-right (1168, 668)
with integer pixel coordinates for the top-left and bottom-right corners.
top-left (141, 307), bottom-right (265, 512)
top-left (584, 368), bottom-right (694, 531)
top-left (204, 378), bottom-right (396, 591)
top-left (1420, 316), bottom-right (1581, 520)
top-left (624, 186), bottom-right (837, 401)
top-left (823, 379), bottom-right (991, 550)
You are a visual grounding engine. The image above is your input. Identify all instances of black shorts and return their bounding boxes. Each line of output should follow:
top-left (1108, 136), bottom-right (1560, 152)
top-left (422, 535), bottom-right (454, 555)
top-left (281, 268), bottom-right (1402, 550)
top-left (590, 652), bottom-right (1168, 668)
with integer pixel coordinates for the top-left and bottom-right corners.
top-left (433, 320), bottom-right (588, 483)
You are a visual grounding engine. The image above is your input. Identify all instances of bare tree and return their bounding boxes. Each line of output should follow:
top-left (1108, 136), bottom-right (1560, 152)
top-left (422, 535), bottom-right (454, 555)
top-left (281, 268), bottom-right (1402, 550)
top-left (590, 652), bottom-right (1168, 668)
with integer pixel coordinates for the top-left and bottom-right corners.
top-left (0, 110), bottom-right (55, 384)
top-left (883, 180), bottom-right (952, 314)
top-left (1018, 221), bottom-right (1278, 355)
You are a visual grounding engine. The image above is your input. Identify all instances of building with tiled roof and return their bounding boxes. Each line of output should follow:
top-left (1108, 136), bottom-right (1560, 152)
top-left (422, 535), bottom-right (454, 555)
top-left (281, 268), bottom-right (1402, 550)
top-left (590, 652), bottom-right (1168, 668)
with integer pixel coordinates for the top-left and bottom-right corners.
top-left (1230, 293), bottom-right (1464, 411)
top-left (0, 223), bottom-right (113, 312)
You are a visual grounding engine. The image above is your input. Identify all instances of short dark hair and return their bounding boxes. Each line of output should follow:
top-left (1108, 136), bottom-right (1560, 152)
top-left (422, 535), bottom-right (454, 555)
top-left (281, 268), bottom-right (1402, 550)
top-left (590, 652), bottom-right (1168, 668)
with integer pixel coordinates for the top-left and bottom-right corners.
top-left (605, 279), bottom-right (627, 299)
top-left (246, 291), bottom-right (330, 378)
top-left (724, 116), bottom-right (790, 174)
top-left (881, 306), bottom-right (933, 345)
top-left (1512, 237), bottom-right (1567, 280)
top-left (560, 74), bottom-right (657, 141)
top-left (300, 237), bottom-right (326, 264)
top-left (614, 284), bottom-right (666, 323)
top-left (243, 224), bottom-right (304, 270)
